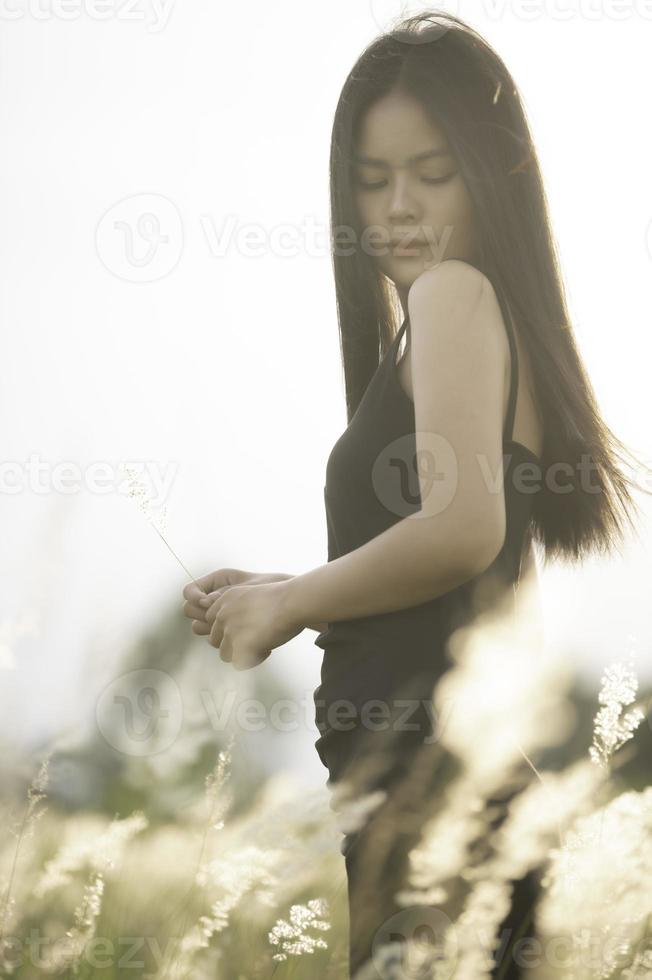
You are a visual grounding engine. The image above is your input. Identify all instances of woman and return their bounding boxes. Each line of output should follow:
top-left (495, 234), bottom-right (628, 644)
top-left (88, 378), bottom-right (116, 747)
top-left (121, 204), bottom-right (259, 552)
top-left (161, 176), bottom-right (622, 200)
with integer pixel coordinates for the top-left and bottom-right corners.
top-left (182, 10), bottom-right (650, 977)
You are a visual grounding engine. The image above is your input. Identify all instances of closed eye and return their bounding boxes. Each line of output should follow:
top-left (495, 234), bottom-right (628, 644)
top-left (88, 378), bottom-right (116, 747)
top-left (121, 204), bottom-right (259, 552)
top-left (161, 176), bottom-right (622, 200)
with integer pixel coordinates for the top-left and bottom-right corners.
top-left (355, 174), bottom-right (456, 190)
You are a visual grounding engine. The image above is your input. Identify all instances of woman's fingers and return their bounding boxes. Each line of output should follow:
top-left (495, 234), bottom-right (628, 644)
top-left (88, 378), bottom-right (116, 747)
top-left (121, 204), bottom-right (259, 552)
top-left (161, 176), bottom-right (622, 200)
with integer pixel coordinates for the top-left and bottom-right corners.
top-left (211, 618), bottom-right (228, 657)
top-left (233, 647), bottom-right (272, 671)
top-left (182, 580), bottom-right (210, 604)
top-left (191, 619), bottom-right (211, 635)
top-left (182, 572), bottom-right (230, 618)
top-left (199, 588), bottom-right (229, 612)
top-left (183, 597), bottom-right (206, 620)
top-left (182, 568), bottom-right (251, 606)
top-left (183, 588), bottom-right (227, 622)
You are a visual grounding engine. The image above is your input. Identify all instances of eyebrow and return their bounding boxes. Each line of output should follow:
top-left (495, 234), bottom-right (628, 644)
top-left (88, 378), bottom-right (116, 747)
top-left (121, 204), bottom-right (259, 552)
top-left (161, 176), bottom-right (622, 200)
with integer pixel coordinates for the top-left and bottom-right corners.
top-left (352, 148), bottom-right (452, 166)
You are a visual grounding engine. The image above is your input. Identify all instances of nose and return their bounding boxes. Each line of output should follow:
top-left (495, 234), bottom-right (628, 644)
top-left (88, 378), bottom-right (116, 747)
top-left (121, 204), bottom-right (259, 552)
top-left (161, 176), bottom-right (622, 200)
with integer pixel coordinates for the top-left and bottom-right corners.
top-left (387, 173), bottom-right (419, 224)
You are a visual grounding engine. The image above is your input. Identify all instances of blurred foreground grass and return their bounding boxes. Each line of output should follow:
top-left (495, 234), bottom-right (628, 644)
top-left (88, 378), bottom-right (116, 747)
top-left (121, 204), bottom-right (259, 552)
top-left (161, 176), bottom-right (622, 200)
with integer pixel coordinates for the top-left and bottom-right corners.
top-left (2, 598), bottom-right (652, 979)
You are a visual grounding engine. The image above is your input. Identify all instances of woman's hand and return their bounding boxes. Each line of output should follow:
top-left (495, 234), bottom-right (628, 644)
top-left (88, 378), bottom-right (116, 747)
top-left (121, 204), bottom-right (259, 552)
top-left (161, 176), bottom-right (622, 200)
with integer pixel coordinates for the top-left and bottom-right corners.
top-left (182, 567), bottom-right (327, 644)
top-left (181, 568), bottom-right (303, 670)
top-left (182, 567), bottom-right (291, 633)
top-left (202, 580), bottom-right (303, 670)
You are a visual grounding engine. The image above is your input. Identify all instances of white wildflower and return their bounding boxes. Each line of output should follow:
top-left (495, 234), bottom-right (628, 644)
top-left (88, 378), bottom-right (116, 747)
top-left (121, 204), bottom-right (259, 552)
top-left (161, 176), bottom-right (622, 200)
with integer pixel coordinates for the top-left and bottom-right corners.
top-left (622, 945), bottom-right (652, 979)
top-left (445, 877), bottom-right (514, 980)
top-left (34, 811), bottom-right (148, 897)
top-left (589, 659), bottom-right (644, 771)
top-left (43, 871), bottom-right (105, 975)
top-left (268, 897), bottom-right (331, 961)
top-left (329, 781), bottom-right (387, 836)
top-left (123, 464), bottom-right (168, 536)
top-left (482, 758), bottom-right (608, 882)
top-left (123, 463), bottom-right (197, 582)
top-left (196, 844), bottom-right (283, 932)
top-left (537, 788), bottom-right (652, 978)
top-left (397, 778), bottom-right (487, 905)
top-left (202, 737), bottom-right (234, 833)
top-left (434, 612), bottom-right (573, 790)
top-left (0, 755), bottom-right (50, 970)
top-left (5, 756), bottom-right (50, 845)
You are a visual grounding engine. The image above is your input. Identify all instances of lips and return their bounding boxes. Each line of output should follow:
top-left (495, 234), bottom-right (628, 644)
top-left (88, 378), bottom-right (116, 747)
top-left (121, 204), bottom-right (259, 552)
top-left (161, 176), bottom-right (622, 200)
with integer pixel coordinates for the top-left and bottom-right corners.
top-left (389, 238), bottom-right (427, 247)
top-left (389, 241), bottom-right (427, 256)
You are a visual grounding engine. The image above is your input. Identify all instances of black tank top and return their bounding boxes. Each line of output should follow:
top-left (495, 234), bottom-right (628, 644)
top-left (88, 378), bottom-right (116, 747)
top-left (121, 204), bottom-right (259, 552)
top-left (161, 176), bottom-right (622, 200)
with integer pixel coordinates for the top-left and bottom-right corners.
top-left (312, 311), bottom-right (542, 773)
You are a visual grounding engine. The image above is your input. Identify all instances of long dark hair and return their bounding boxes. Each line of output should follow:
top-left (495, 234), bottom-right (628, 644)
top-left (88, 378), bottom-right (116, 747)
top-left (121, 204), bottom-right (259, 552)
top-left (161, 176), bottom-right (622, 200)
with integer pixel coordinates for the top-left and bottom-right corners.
top-left (328, 8), bottom-right (651, 567)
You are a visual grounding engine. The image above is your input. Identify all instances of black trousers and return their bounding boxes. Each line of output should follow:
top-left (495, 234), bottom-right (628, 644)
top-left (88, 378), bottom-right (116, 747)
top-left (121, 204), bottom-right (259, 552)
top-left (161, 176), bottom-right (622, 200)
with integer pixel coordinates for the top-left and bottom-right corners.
top-left (318, 721), bottom-right (541, 979)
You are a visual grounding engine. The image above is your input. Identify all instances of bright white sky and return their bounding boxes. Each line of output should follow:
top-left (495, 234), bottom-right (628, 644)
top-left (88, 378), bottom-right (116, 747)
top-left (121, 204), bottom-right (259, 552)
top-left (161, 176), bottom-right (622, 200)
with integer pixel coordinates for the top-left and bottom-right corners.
top-left (1, 0), bottom-right (651, 786)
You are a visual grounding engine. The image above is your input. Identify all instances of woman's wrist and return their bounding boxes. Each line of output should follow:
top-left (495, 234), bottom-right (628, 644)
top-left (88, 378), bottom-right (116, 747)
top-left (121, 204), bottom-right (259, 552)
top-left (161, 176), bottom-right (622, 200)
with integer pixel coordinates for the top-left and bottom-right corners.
top-left (278, 574), bottom-right (315, 633)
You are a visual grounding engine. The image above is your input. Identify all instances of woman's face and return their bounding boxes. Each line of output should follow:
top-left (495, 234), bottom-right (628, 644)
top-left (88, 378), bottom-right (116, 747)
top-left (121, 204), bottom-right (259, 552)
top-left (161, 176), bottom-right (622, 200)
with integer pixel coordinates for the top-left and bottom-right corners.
top-left (352, 88), bottom-right (478, 305)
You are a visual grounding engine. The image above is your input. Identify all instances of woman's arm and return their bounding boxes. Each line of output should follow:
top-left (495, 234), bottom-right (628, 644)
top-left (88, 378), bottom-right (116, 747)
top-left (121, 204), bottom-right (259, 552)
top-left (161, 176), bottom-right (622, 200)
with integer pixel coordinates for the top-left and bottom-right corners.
top-left (306, 620), bottom-right (329, 633)
top-left (282, 508), bottom-right (502, 629)
top-left (283, 261), bottom-right (510, 631)
top-left (182, 568), bottom-right (327, 635)
top-left (266, 573), bottom-right (327, 633)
